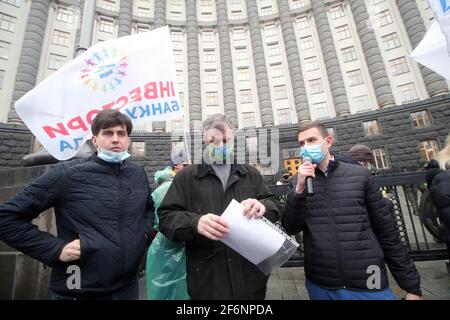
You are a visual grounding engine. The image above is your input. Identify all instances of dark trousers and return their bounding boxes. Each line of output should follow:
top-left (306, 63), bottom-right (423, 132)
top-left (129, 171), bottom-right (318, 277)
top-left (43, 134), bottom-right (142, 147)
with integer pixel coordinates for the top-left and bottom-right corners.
top-left (51, 276), bottom-right (139, 300)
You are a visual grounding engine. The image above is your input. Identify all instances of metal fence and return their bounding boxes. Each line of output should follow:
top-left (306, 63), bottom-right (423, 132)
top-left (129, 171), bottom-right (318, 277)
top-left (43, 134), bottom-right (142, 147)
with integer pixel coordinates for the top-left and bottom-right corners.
top-left (270, 172), bottom-right (449, 268)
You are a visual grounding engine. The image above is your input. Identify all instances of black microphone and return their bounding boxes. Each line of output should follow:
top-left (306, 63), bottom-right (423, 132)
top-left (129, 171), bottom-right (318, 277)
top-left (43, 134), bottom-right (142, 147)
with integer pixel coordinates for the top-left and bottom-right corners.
top-left (302, 156), bottom-right (314, 195)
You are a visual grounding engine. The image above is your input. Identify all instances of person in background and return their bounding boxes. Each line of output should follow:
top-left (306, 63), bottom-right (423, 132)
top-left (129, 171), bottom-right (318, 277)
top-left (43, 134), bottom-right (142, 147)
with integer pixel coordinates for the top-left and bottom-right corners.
top-left (426, 132), bottom-right (450, 272)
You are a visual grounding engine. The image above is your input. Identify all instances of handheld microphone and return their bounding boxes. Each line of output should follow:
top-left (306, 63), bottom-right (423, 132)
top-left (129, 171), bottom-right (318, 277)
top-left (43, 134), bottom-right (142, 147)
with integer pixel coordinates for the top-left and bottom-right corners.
top-left (302, 156), bottom-right (314, 195)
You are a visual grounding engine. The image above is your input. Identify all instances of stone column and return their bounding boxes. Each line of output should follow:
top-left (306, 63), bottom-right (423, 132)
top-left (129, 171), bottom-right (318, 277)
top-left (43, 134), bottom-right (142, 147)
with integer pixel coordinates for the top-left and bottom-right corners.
top-left (186, 0), bottom-right (202, 129)
top-left (349, 0), bottom-right (395, 108)
top-left (216, 0), bottom-right (238, 126)
top-left (311, 0), bottom-right (350, 116)
top-left (246, 0), bottom-right (274, 126)
top-left (118, 0), bottom-right (133, 37)
top-left (8, 0), bottom-right (51, 124)
top-left (277, 0), bottom-right (311, 122)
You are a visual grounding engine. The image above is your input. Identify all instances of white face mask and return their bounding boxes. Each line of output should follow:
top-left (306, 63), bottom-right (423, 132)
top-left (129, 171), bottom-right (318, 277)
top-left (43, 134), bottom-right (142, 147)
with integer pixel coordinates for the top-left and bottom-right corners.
top-left (367, 163), bottom-right (372, 171)
top-left (97, 147), bottom-right (130, 163)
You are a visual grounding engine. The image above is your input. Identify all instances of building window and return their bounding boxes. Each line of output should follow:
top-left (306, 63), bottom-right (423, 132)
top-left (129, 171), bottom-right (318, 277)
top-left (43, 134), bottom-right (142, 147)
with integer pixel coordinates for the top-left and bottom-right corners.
top-left (240, 89), bottom-right (253, 104)
top-left (373, 148), bottom-right (390, 169)
top-left (342, 46), bottom-right (357, 62)
top-left (0, 13), bottom-right (16, 32)
top-left (296, 16), bottom-right (309, 29)
top-left (274, 85), bottom-right (287, 100)
top-left (204, 49), bottom-right (216, 62)
top-left (206, 91), bottom-right (219, 106)
top-left (261, 6), bottom-right (273, 15)
top-left (0, 40), bottom-right (10, 60)
top-left (264, 24), bottom-right (277, 37)
top-left (336, 25), bottom-right (351, 40)
top-left (56, 7), bottom-right (73, 23)
top-left (372, 0), bottom-right (385, 4)
top-left (353, 94), bottom-right (371, 112)
top-left (278, 108), bottom-right (291, 125)
top-left (176, 70), bottom-right (184, 85)
top-left (137, 6), bottom-right (151, 16)
top-left (201, 11), bottom-right (213, 19)
top-left (398, 83), bottom-right (418, 103)
top-left (233, 28), bottom-right (245, 40)
top-left (171, 119), bottom-right (184, 130)
top-left (299, 36), bottom-right (314, 50)
top-left (101, 0), bottom-right (116, 10)
top-left (292, 0), bottom-right (306, 9)
top-left (411, 110), bottom-right (431, 128)
top-left (347, 69), bottom-right (364, 86)
top-left (390, 56), bottom-right (409, 76)
top-left (131, 142), bottom-right (146, 156)
top-left (171, 29), bottom-right (183, 42)
top-left (419, 140), bottom-right (440, 161)
top-left (313, 102), bottom-right (329, 120)
top-left (178, 91), bottom-right (184, 107)
top-left (237, 67), bottom-right (250, 81)
top-left (242, 112), bottom-right (256, 128)
top-left (309, 78), bottom-right (324, 94)
top-left (48, 54), bottom-right (66, 70)
top-left (382, 32), bottom-right (401, 50)
top-left (246, 136), bottom-right (258, 155)
top-left (230, 0), bottom-right (242, 4)
top-left (0, 70), bottom-right (4, 89)
top-left (1, 0), bottom-right (21, 7)
top-left (99, 19), bottom-right (114, 33)
top-left (202, 30), bottom-right (214, 42)
top-left (270, 63), bottom-right (284, 77)
top-left (304, 56), bottom-right (319, 71)
top-left (235, 47), bottom-right (248, 60)
top-left (204, 69), bottom-right (217, 83)
top-left (377, 9), bottom-right (393, 26)
top-left (363, 120), bottom-right (381, 136)
top-left (231, 10), bottom-right (243, 19)
top-left (267, 42), bottom-right (280, 56)
top-left (330, 5), bottom-right (345, 20)
top-left (173, 50), bottom-right (183, 63)
top-left (52, 30), bottom-right (70, 47)
top-left (327, 127), bottom-right (336, 140)
top-left (135, 25), bottom-right (150, 33)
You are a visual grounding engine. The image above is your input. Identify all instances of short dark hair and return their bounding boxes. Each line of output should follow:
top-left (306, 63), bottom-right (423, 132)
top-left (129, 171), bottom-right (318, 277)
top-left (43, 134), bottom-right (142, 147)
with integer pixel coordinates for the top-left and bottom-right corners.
top-left (202, 113), bottom-right (235, 133)
top-left (91, 109), bottom-right (133, 136)
top-left (297, 120), bottom-right (329, 138)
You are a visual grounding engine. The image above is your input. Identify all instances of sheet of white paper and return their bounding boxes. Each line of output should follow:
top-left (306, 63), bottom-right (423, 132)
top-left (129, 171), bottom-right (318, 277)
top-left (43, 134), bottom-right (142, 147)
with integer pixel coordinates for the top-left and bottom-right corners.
top-left (220, 199), bottom-right (285, 265)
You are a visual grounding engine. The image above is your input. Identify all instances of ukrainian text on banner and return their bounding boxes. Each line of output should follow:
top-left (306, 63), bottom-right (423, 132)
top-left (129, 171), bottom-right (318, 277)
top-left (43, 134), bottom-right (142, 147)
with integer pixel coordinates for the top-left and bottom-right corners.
top-left (15, 26), bottom-right (182, 160)
top-left (429, 0), bottom-right (450, 55)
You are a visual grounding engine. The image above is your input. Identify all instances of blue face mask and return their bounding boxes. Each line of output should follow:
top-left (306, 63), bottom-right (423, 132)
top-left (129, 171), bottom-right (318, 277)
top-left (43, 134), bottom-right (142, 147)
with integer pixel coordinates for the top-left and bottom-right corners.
top-left (208, 143), bottom-right (234, 163)
top-left (97, 148), bottom-right (130, 163)
top-left (299, 140), bottom-right (327, 164)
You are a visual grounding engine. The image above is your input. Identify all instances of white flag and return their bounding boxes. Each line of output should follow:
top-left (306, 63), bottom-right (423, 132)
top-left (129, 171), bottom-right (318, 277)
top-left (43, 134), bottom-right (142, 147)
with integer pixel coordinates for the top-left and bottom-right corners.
top-left (15, 26), bottom-right (182, 160)
top-left (428, 0), bottom-right (450, 55)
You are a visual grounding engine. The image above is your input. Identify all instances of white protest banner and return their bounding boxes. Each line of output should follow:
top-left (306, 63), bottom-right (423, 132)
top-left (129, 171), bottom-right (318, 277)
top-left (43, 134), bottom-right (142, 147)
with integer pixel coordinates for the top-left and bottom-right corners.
top-left (15, 26), bottom-right (182, 160)
top-left (428, 0), bottom-right (450, 55)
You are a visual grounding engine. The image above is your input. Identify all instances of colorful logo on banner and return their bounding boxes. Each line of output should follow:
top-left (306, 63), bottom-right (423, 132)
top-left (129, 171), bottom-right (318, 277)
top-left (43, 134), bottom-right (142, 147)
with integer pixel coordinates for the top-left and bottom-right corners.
top-left (79, 47), bottom-right (128, 93)
top-left (440, 0), bottom-right (450, 14)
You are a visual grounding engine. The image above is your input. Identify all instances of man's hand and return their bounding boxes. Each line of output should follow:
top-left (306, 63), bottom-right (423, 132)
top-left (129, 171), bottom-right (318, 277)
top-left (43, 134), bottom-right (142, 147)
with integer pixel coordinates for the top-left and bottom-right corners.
top-left (197, 214), bottom-right (230, 241)
top-left (295, 162), bottom-right (317, 194)
top-left (241, 199), bottom-right (266, 219)
top-left (405, 293), bottom-right (421, 300)
top-left (59, 239), bottom-right (81, 262)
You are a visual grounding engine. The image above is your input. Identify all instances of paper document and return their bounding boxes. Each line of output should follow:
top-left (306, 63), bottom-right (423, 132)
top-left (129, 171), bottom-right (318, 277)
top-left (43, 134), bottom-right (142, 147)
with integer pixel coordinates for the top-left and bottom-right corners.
top-left (220, 199), bottom-right (285, 265)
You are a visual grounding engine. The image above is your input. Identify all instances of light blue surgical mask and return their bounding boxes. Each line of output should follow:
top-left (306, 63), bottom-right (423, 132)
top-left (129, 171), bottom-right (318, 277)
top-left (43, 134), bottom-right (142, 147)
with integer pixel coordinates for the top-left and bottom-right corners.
top-left (207, 143), bottom-right (234, 163)
top-left (97, 148), bottom-right (130, 163)
top-left (299, 140), bottom-right (328, 164)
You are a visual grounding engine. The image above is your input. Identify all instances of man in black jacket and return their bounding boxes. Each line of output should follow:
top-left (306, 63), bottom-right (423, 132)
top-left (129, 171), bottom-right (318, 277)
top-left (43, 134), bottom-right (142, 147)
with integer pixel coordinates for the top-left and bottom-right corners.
top-left (158, 114), bottom-right (281, 299)
top-left (0, 109), bottom-right (154, 300)
top-left (282, 120), bottom-right (421, 300)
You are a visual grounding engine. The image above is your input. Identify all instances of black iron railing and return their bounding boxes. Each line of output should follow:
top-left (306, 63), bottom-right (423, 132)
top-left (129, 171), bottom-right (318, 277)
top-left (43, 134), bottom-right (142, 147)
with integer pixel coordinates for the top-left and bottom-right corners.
top-left (271, 172), bottom-right (448, 267)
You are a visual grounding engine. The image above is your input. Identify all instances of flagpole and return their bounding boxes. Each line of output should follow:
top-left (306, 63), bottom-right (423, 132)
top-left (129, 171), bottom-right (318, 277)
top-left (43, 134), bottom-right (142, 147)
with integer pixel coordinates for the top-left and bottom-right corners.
top-left (76, 0), bottom-right (97, 56)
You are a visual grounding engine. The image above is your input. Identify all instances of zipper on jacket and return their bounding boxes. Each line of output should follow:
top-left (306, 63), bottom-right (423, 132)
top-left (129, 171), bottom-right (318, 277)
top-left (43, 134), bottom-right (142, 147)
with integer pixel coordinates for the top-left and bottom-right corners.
top-left (116, 166), bottom-right (126, 276)
top-left (323, 170), bottom-right (345, 289)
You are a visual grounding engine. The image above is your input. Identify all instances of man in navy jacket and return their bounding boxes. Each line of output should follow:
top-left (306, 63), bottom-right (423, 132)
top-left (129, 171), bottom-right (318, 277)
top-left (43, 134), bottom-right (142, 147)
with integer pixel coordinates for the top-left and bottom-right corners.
top-left (0, 109), bottom-right (154, 299)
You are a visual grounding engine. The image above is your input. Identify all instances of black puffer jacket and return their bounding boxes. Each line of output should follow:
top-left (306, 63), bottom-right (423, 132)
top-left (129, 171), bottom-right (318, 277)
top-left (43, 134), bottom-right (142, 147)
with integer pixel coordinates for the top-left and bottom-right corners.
top-left (282, 160), bottom-right (421, 295)
top-left (426, 159), bottom-right (450, 242)
top-left (158, 163), bottom-right (282, 300)
top-left (0, 156), bottom-right (154, 294)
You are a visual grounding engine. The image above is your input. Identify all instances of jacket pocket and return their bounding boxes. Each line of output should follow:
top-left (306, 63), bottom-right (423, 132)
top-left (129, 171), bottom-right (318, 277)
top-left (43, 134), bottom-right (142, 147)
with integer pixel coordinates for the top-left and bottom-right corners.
top-left (79, 233), bottom-right (99, 263)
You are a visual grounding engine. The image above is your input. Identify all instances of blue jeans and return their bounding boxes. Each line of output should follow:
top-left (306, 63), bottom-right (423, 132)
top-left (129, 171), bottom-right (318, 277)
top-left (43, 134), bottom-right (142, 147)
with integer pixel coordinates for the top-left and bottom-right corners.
top-left (305, 279), bottom-right (396, 300)
top-left (51, 276), bottom-right (139, 300)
